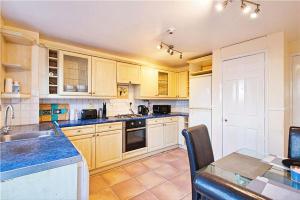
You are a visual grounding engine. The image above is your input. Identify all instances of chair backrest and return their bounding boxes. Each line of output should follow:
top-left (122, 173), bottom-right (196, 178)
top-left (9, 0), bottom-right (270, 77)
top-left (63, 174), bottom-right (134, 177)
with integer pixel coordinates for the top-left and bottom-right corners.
top-left (194, 172), bottom-right (270, 200)
top-left (289, 126), bottom-right (300, 160)
top-left (182, 125), bottom-right (214, 180)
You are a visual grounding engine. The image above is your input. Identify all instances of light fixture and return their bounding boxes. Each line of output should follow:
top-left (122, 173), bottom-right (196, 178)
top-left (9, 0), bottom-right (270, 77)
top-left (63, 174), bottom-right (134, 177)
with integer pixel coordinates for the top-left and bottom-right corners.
top-left (215, 0), bottom-right (229, 12)
top-left (157, 43), bottom-right (163, 49)
top-left (250, 6), bottom-right (260, 19)
top-left (241, 1), bottom-right (251, 14)
top-left (215, 0), bottom-right (261, 19)
top-left (157, 42), bottom-right (183, 59)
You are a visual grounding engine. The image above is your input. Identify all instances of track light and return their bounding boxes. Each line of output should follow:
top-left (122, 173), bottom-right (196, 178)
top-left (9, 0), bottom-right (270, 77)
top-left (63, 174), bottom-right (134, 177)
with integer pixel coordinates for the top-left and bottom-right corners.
top-left (157, 42), bottom-right (183, 59)
top-left (250, 6), bottom-right (260, 19)
top-left (157, 43), bottom-right (163, 49)
top-left (241, 1), bottom-right (251, 14)
top-left (216, 0), bottom-right (261, 19)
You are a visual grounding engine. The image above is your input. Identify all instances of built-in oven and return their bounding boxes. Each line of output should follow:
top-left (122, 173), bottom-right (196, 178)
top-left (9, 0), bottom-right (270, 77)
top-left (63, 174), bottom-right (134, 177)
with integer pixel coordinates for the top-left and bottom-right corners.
top-left (123, 119), bottom-right (146, 153)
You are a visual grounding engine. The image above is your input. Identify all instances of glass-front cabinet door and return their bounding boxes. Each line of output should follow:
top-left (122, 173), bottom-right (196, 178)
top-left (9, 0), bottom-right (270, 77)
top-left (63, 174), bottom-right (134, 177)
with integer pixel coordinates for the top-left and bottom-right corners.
top-left (158, 71), bottom-right (169, 96)
top-left (58, 51), bottom-right (92, 95)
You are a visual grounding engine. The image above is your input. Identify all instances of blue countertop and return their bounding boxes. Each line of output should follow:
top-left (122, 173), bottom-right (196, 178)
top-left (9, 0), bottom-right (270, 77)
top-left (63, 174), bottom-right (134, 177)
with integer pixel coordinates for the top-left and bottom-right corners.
top-left (0, 112), bottom-right (188, 181)
top-left (0, 123), bottom-right (81, 181)
top-left (58, 112), bottom-right (189, 128)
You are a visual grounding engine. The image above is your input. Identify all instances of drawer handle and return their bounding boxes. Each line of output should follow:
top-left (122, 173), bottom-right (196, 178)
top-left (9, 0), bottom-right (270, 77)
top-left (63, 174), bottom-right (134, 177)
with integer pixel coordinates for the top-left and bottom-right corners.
top-left (97, 134), bottom-right (99, 136)
top-left (109, 126), bottom-right (112, 128)
top-left (77, 130), bottom-right (81, 133)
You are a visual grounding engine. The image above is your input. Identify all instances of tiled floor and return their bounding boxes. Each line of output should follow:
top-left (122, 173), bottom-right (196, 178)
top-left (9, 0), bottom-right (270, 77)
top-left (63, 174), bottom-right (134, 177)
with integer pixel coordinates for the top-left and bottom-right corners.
top-left (89, 148), bottom-right (192, 200)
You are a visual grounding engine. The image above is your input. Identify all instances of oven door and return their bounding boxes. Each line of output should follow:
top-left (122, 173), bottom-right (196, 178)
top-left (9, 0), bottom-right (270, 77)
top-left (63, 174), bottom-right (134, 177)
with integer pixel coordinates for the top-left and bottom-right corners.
top-left (124, 127), bottom-right (146, 152)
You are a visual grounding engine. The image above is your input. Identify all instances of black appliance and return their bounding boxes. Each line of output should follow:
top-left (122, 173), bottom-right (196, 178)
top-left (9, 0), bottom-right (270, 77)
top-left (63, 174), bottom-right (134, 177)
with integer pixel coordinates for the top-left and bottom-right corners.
top-left (102, 102), bottom-right (107, 119)
top-left (138, 105), bottom-right (149, 115)
top-left (153, 105), bottom-right (171, 114)
top-left (81, 109), bottom-right (97, 120)
top-left (123, 119), bottom-right (146, 152)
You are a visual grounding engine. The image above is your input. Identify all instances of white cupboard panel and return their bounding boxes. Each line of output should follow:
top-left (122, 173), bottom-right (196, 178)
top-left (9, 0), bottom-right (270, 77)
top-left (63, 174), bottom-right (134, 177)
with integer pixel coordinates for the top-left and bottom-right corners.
top-left (189, 75), bottom-right (211, 108)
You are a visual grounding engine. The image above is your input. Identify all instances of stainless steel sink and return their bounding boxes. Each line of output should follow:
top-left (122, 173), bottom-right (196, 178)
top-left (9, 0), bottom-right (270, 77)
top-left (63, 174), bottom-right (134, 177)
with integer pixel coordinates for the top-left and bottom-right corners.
top-left (0, 130), bottom-right (53, 143)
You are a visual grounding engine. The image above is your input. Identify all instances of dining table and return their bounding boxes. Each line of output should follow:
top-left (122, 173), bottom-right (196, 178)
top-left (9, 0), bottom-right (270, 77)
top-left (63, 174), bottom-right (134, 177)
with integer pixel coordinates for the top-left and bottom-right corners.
top-left (196, 149), bottom-right (300, 199)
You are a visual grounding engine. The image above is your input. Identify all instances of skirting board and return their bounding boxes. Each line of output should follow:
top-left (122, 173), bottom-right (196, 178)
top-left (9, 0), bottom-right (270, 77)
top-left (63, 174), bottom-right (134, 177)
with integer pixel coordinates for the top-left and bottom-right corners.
top-left (90, 145), bottom-right (179, 175)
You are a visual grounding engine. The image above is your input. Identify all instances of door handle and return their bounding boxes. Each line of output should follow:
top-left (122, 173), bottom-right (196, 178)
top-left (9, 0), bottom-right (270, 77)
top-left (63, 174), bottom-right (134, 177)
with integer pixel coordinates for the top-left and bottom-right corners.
top-left (224, 119), bottom-right (228, 122)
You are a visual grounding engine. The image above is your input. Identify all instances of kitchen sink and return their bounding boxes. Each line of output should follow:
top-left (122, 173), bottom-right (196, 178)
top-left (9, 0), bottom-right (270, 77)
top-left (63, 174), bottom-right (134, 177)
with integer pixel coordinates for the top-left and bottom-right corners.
top-left (0, 130), bottom-right (54, 143)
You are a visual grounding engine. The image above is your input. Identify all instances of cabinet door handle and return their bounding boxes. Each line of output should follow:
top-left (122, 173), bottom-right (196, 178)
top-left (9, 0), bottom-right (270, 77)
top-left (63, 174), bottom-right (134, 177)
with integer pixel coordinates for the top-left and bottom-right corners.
top-left (96, 134), bottom-right (99, 136)
top-left (77, 130), bottom-right (81, 133)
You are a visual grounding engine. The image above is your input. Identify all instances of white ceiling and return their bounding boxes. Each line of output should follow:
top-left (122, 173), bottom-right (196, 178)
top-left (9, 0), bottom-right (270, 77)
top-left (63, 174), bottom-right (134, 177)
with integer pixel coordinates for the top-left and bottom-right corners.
top-left (2, 1), bottom-right (300, 67)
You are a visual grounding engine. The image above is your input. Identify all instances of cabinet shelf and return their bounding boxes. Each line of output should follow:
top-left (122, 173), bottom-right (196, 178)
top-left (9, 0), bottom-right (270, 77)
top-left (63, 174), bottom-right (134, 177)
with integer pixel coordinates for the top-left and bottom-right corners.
top-left (190, 69), bottom-right (212, 76)
top-left (2, 63), bottom-right (30, 71)
top-left (1, 93), bottom-right (31, 99)
top-left (1, 28), bottom-right (36, 46)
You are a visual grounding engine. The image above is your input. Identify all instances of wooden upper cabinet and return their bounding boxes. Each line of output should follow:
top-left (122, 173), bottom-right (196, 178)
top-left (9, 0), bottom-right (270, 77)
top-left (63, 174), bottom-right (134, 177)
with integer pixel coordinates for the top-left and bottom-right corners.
top-left (59, 51), bottom-right (92, 96)
top-left (117, 62), bottom-right (141, 84)
top-left (92, 57), bottom-right (117, 97)
top-left (177, 71), bottom-right (189, 98)
top-left (140, 66), bottom-right (158, 97)
top-left (168, 71), bottom-right (177, 98)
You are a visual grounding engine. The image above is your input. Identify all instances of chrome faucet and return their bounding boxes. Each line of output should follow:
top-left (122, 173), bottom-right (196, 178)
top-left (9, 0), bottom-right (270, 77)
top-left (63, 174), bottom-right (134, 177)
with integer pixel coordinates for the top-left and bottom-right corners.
top-left (1, 105), bottom-right (15, 134)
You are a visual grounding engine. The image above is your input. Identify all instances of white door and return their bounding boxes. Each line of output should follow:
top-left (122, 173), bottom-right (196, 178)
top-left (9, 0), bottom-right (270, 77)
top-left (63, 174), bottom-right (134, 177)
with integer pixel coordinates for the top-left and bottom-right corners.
top-left (189, 109), bottom-right (212, 139)
top-left (292, 55), bottom-right (300, 126)
top-left (222, 53), bottom-right (265, 156)
top-left (189, 75), bottom-right (211, 108)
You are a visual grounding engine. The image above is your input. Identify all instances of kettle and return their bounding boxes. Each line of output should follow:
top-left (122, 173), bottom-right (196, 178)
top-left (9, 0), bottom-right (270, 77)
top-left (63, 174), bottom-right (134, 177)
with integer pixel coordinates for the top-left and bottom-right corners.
top-left (138, 105), bottom-right (149, 115)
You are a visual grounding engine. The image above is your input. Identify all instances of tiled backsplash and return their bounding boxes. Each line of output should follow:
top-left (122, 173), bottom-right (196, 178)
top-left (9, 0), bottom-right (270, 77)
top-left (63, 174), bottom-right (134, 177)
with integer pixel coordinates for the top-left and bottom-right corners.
top-left (1, 96), bottom-right (39, 126)
top-left (1, 86), bottom-right (189, 125)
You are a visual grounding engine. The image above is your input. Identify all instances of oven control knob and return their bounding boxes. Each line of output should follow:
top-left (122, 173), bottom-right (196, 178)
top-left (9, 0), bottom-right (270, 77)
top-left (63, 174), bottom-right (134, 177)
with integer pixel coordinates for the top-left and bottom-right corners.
top-left (131, 122), bottom-right (134, 126)
top-left (139, 122), bottom-right (141, 124)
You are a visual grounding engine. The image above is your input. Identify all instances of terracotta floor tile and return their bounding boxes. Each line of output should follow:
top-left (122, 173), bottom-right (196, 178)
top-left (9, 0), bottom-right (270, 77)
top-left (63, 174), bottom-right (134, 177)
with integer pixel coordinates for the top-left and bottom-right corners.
top-left (168, 149), bottom-right (188, 158)
top-left (112, 178), bottom-right (146, 200)
top-left (129, 191), bottom-right (159, 200)
top-left (89, 187), bottom-right (119, 200)
top-left (90, 174), bottom-right (110, 194)
top-left (181, 193), bottom-right (192, 200)
top-left (150, 181), bottom-right (186, 200)
top-left (136, 171), bottom-right (167, 189)
top-left (123, 162), bottom-right (149, 177)
top-left (168, 159), bottom-right (190, 172)
top-left (153, 163), bottom-right (181, 179)
top-left (154, 152), bottom-right (179, 163)
top-left (142, 157), bottom-right (164, 169)
top-left (170, 172), bottom-right (192, 195)
top-left (101, 168), bottom-right (131, 186)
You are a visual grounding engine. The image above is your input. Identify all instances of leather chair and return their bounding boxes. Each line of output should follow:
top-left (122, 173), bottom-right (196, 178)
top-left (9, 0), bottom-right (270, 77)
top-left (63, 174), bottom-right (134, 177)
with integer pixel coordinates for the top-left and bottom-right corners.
top-left (288, 126), bottom-right (300, 160)
top-left (182, 125), bottom-right (214, 200)
top-left (193, 172), bottom-right (270, 200)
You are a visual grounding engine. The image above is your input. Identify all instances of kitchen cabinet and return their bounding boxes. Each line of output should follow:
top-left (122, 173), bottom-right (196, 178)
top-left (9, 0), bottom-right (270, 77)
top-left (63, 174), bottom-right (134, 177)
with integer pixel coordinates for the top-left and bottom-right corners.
top-left (69, 134), bottom-right (96, 170)
top-left (92, 57), bottom-right (117, 97)
top-left (177, 71), bottom-right (189, 98)
top-left (139, 66), bottom-right (158, 97)
top-left (147, 123), bottom-right (164, 152)
top-left (117, 62), bottom-right (141, 84)
top-left (95, 130), bottom-right (122, 168)
top-left (147, 117), bottom-right (179, 152)
top-left (58, 51), bottom-right (92, 96)
top-left (168, 71), bottom-right (177, 98)
top-left (164, 122), bottom-right (178, 147)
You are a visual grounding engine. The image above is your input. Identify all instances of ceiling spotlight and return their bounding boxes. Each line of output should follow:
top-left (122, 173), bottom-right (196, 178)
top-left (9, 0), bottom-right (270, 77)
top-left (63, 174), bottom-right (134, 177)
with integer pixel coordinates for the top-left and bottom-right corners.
top-left (215, 0), bottom-right (229, 12)
top-left (170, 49), bottom-right (174, 55)
top-left (242, 5), bottom-right (251, 14)
top-left (179, 54), bottom-right (183, 59)
top-left (157, 43), bottom-right (162, 49)
top-left (250, 6), bottom-right (260, 19)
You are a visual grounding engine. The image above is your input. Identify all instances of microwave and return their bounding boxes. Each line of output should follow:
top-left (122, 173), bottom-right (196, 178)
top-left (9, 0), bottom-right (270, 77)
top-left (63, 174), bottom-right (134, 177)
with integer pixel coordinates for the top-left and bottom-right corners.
top-left (153, 105), bottom-right (171, 114)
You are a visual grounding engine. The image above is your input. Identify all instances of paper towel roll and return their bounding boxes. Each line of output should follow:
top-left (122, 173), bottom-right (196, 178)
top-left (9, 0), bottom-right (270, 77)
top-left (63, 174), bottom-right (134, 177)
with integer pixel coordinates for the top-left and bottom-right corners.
top-left (5, 78), bottom-right (13, 93)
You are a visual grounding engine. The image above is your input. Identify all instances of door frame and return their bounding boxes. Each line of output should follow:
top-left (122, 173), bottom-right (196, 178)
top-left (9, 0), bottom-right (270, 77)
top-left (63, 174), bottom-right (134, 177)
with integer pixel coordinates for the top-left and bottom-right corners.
top-left (290, 53), bottom-right (300, 126)
top-left (221, 51), bottom-right (267, 155)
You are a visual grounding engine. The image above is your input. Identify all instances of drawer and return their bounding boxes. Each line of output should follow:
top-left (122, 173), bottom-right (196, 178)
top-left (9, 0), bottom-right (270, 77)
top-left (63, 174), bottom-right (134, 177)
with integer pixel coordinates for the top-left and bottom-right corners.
top-left (96, 122), bottom-right (122, 133)
top-left (62, 125), bottom-right (95, 137)
top-left (147, 118), bottom-right (164, 125)
top-left (164, 117), bottom-right (178, 123)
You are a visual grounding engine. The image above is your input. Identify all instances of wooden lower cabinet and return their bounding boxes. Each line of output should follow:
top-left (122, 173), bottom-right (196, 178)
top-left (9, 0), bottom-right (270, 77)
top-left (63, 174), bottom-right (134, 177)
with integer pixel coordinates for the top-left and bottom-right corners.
top-left (69, 134), bottom-right (96, 170)
top-left (95, 130), bottom-right (123, 168)
top-left (147, 124), bottom-right (164, 152)
top-left (164, 122), bottom-right (178, 147)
